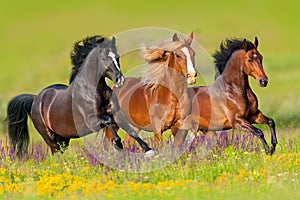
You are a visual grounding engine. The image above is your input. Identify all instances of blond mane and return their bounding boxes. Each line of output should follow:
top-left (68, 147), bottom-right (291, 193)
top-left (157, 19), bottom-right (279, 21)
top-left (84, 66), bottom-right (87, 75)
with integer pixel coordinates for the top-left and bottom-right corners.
top-left (141, 40), bottom-right (184, 93)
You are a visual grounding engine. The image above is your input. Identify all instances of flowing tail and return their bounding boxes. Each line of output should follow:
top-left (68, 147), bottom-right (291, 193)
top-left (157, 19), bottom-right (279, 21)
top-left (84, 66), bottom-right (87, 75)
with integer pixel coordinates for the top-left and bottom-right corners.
top-left (7, 94), bottom-right (35, 158)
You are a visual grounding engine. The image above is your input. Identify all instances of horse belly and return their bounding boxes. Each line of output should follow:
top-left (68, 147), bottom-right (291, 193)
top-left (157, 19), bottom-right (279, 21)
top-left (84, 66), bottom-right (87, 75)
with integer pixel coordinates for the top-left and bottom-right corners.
top-left (127, 89), bottom-right (152, 129)
top-left (191, 90), bottom-right (211, 130)
top-left (48, 105), bottom-right (77, 137)
top-left (191, 89), bottom-right (231, 131)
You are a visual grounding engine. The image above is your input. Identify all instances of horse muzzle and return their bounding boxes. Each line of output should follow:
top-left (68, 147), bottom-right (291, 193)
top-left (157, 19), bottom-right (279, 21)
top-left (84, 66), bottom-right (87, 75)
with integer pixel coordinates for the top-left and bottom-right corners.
top-left (114, 75), bottom-right (125, 88)
top-left (258, 78), bottom-right (268, 87)
top-left (187, 72), bottom-right (197, 85)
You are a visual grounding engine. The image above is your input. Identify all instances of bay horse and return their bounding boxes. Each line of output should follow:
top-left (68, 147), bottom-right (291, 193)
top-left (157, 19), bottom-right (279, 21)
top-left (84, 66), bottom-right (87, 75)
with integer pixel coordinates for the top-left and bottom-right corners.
top-left (184, 37), bottom-right (277, 155)
top-left (105, 32), bottom-right (197, 148)
top-left (7, 35), bottom-right (154, 158)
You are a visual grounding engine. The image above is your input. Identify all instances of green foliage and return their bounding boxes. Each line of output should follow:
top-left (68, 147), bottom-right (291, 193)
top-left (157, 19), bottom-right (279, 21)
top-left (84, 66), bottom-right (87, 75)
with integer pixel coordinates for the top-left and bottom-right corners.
top-left (0, 129), bottom-right (300, 199)
top-left (0, 1), bottom-right (299, 199)
top-left (0, 98), bottom-right (6, 134)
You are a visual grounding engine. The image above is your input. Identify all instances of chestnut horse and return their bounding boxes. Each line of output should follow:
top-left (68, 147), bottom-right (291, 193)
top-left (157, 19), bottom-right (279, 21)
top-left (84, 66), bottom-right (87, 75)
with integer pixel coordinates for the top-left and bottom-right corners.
top-left (105, 32), bottom-right (197, 148)
top-left (7, 35), bottom-right (154, 158)
top-left (185, 37), bottom-right (277, 155)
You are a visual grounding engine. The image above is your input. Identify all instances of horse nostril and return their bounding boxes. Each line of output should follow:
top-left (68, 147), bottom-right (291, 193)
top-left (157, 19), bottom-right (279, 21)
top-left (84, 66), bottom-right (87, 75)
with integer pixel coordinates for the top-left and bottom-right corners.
top-left (259, 79), bottom-right (268, 87)
top-left (115, 75), bottom-right (125, 87)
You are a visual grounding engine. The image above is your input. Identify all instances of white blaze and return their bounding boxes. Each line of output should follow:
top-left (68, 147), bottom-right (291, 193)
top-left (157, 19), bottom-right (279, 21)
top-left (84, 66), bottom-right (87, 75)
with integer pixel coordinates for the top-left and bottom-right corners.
top-left (108, 51), bottom-right (120, 71)
top-left (181, 47), bottom-right (195, 74)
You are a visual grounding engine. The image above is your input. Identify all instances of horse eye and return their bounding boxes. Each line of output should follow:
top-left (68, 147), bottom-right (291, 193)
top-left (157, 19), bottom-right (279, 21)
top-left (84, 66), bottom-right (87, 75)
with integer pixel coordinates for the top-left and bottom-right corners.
top-left (248, 59), bottom-right (252, 62)
top-left (176, 53), bottom-right (181, 58)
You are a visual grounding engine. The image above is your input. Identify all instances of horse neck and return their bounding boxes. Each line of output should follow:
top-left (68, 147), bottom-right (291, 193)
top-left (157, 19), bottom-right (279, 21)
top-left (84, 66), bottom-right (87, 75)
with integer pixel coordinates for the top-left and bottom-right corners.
top-left (77, 47), bottom-right (102, 87)
top-left (163, 57), bottom-right (187, 95)
top-left (144, 59), bottom-right (188, 96)
top-left (68, 47), bottom-right (107, 101)
top-left (220, 51), bottom-right (250, 89)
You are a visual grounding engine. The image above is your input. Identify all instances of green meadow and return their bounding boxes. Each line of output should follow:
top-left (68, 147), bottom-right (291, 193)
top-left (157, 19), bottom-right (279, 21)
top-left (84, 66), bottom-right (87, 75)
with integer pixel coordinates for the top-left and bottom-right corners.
top-left (1, 0), bottom-right (299, 127)
top-left (0, 0), bottom-right (300, 199)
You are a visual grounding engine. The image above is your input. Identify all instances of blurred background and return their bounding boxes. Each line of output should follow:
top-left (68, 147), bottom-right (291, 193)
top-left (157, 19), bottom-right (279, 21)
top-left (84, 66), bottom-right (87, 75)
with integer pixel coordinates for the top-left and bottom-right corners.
top-left (0, 0), bottom-right (299, 134)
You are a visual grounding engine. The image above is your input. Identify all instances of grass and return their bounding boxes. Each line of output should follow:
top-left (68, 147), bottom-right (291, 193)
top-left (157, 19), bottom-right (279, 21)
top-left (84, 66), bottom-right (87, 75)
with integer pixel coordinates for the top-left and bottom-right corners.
top-left (0, 129), bottom-right (300, 199)
top-left (0, 0), bottom-right (300, 199)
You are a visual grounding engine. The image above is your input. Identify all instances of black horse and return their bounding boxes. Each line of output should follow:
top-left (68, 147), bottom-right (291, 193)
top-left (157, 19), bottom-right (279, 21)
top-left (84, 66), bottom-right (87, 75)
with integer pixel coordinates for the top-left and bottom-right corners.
top-left (7, 35), bottom-right (155, 158)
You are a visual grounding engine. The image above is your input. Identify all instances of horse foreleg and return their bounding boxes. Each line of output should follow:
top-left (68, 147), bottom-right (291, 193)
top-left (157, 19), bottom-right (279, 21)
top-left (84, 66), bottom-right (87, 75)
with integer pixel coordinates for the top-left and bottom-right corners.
top-left (104, 124), bottom-right (119, 143)
top-left (151, 117), bottom-right (164, 148)
top-left (173, 129), bottom-right (188, 148)
top-left (249, 110), bottom-right (277, 153)
top-left (202, 130), bottom-right (217, 140)
top-left (149, 104), bottom-right (166, 148)
top-left (99, 115), bottom-right (123, 150)
top-left (234, 117), bottom-right (273, 155)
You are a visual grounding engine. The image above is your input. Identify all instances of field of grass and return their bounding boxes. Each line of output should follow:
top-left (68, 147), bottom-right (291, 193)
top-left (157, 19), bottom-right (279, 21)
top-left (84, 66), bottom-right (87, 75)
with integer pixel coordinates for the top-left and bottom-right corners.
top-left (0, 0), bottom-right (300, 199)
top-left (0, 129), bottom-right (300, 199)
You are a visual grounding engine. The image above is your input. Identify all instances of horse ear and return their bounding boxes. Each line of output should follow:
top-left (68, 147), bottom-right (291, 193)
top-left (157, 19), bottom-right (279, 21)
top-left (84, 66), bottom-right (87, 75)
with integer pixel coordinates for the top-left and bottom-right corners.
top-left (172, 33), bottom-right (180, 41)
top-left (143, 48), bottom-right (166, 62)
top-left (254, 36), bottom-right (258, 48)
top-left (112, 36), bottom-right (116, 45)
top-left (186, 32), bottom-right (194, 45)
top-left (243, 39), bottom-right (247, 50)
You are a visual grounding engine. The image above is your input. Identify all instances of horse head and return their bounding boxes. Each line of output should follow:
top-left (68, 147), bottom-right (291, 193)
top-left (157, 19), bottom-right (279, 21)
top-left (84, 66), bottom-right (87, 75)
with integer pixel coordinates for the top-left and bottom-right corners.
top-left (143, 32), bottom-right (197, 85)
top-left (242, 37), bottom-right (268, 87)
top-left (98, 37), bottom-right (125, 87)
top-left (172, 32), bottom-right (197, 84)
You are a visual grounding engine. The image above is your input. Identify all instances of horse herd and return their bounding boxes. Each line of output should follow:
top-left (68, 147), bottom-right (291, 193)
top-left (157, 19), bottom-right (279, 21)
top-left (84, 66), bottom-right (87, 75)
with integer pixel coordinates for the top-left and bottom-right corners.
top-left (6, 32), bottom-right (277, 159)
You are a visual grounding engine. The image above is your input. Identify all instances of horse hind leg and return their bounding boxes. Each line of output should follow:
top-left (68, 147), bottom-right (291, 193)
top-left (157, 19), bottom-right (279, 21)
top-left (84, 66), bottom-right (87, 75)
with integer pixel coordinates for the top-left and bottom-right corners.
top-left (112, 109), bottom-right (155, 156)
top-left (31, 117), bottom-right (57, 155)
top-left (33, 124), bottom-right (59, 155)
top-left (123, 127), bottom-right (140, 148)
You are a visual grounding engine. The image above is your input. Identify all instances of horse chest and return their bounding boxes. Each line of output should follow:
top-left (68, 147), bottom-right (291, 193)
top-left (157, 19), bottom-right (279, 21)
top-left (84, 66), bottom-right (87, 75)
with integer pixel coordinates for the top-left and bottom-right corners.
top-left (165, 95), bottom-right (190, 127)
top-left (98, 101), bottom-right (112, 115)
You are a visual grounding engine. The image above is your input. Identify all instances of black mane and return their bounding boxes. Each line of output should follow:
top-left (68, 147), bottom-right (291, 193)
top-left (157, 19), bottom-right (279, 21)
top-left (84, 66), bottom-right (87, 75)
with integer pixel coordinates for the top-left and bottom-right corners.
top-left (69, 35), bottom-right (114, 84)
top-left (213, 38), bottom-right (254, 78)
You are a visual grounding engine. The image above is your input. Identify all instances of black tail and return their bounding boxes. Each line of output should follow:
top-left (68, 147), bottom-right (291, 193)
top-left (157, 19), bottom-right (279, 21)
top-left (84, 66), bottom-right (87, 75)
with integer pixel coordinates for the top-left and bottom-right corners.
top-left (7, 94), bottom-right (34, 158)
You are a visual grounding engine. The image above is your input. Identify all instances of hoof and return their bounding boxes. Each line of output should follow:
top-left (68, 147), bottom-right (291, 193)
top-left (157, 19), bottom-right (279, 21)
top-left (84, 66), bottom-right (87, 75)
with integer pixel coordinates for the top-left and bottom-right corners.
top-left (269, 146), bottom-right (276, 155)
top-left (188, 133), bottom-right (196, 141)
top-left (113, 140), bottom-right (123, 150)
top-left (113, 144), bottom-right (123, 152)
top-left (144, 150), bottom-right (156, 158)
top-left (265, 146), bottom-right (275, 155)
top-left (114, 137), bottom-right (121, 144)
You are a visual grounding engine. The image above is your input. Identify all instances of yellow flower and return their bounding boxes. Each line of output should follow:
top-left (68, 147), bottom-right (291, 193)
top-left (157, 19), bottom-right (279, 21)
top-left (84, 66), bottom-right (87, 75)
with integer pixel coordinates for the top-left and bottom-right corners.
top-left (50, 163), bottom-right (60, 167)
top-left (80, 166), bottom-right (90, 174)
top-left (0, 168), bottom-right (6, 175)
